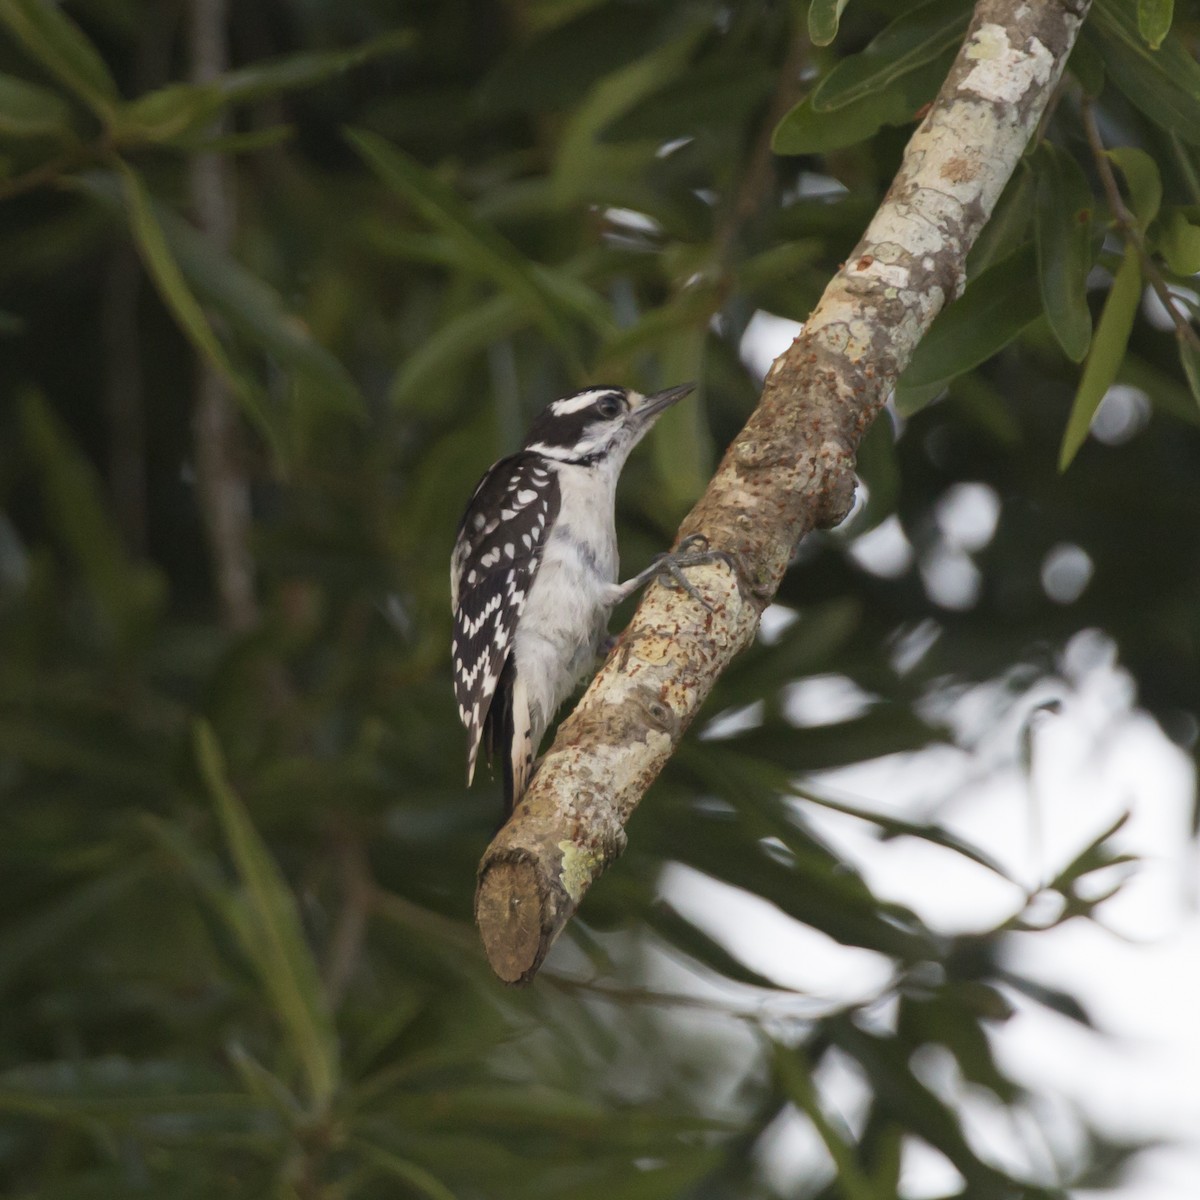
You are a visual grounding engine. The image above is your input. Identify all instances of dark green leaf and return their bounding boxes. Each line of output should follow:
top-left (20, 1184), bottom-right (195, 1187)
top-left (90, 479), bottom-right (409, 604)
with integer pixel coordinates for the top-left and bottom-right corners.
top-left (112, 82), bottom-right (222, 144)
top-left (1059, 244), bottom-right (1142, 470)
top-left (809, 0), bottom-right (853, 47)
top-left (0, 70), bottom-right (73, 138)
top-left (20, 389), bottom-right (164, 642)
top-left (1035, 144), bottom-right (1095, 362)
top-left (0, 1058), bottom-right (248, 1123)
top-left (1066, 34), bottom-right (1105, 97)
top-left (116, 164), bottom-right (277, 448)
top-left (1137, 0), bottom-right (1174, 49)
top-left (646, 902), bottom-right (790, 990)
top-left (601, 56), bottom-right (774, 142)
top-left (390, 293), bottom-right (525, 412)
top-left (896, 243), bottom-right (1042, 403)
top-left (1156, 210), bottom-right (1200, 275)
top-left (0, 0), bottom-right (118, 118)
top-left (1180, 337), bottom-right (1200, 411)
top-left (1107, 145), bottom-right (1161, 229)
top-left (1089, 0), bottom-right (1200, 145)
top-left (159, 207), bottom-right (365, 420)
top-left (829, 1019), bottom-right (1010, 1190)
top-left (774, 1044), bottom-right (875, 1200)
top-left (349, 128), bottom-right (587, 363)
top-left (195, 722), bottom-right (339, 1111)
top-left (478, 6), bottom-right (665, 114)
top-left (353, 1140), bottom-right (458, 1200)
top-left (214, 30), bottom-right (414, 105)
top-left (773, 38), bottom-right (952, 155)
top-left (810, 0), bottom-right (969, 112)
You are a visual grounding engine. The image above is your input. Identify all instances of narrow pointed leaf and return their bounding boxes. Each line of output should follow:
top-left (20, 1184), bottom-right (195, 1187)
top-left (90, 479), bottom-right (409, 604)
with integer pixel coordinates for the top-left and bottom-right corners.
top-left (1180, 337), bottom-right (1200, 411)
top-left (774, 1044), bottom-right (875, 1200)
top-left (20, 389), bottom-right (164, 641)
top-left (897, 243), bottom-right (1042, 399)
top-left (159, 207), bottom-right (364, 418)
top-left (354, 1139), bottom-right (459, 1200)
top-left (0, 0), bottom-right (118, 118)
top-left (810, 0), bottom-right (969, 112)
top-left (647, 903), bottom-right (790, 991)
top-left (1059, 244), bottom-right (1142, 470)
top-left (214, 30), bottom-right (414, 105)
top-left (348, 128), bottom-right (584, 363)
top-left (1089, 0), bottom-right (1200, 145)
top-left (1035, 145), bottom-right (1094, 362)
top-left (195, 722), bottom-right (339, 1111)
top-left (0, 71), bottom-right (73, 138)
top-left (117, 164), bottom-right (278, 449)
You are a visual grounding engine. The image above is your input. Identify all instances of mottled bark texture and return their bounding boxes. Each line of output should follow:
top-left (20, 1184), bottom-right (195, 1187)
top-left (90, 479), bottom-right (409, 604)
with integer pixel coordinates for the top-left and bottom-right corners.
top-left (476, 0), bottom-right (1092, 984)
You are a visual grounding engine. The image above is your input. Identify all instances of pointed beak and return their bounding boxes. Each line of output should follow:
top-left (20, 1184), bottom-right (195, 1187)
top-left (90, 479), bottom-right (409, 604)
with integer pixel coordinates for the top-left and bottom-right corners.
top-left (633, 382), bottom-right (695, 426)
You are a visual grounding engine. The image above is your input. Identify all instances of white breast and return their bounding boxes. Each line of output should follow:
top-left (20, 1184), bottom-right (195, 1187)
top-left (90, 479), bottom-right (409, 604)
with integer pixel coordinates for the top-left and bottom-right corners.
top-left (511, 460), bottom-right (620, 741)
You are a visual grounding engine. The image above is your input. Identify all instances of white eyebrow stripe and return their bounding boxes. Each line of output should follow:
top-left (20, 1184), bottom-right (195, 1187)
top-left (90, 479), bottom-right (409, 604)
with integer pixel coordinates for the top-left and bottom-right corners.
top-left (549, 389), bottom-right (614, 416)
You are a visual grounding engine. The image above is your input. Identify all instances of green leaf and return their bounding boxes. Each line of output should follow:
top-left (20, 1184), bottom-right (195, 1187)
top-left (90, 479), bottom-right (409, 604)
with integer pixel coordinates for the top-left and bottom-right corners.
top-left (1180, 337), bottom-right (1200, 412)
top-left (348, 128), bottom-right (584, 365)
top-left (651, 326), bottom-right (711, 508)
top-left (390, 293), bottom-right (525, 412)
top-left (896, 243), bottom-right (1043, 403)
top-left (115, 165), bottom-right (278, 450)
top-left (646, 903), bottom-right (790, 991)
top-left (1089, 0), bottom-right (1200, 145)
top-left (478, 5), bottom-right (664, 114)
top-left (0, 1057), bottom-right (248, 1124)
top-left (791, 782), bottom-right (1013, 879)
top-left (0, 0), bottom-right (119, 119)
top-left (600, 55), bottom-right (775, 143)
top-left (353, 1138), bottom-right (461, 1200)
top-left (214, 30), bottom-right (414, 105)
top-left (809, 0), bottom-right (852, 47)
top-left (1106, 146), bottom-right (1161, 229)
top-left (772, 75), bottom-right (932, 155)
top-left (0, 70), bottom-right (73, 138)
top-left (1137, 0), bottom-right (1174, 49)
top-left (829, 1019), bottom-right (1008, 1190)
top-left (112, 82), bottom-right (223, 144)
top-left (774, 1044), bottom-right (875, 1200)
top-left (194, 722), bottom-right (339, 1112)
top-left (158, 207), bottom-right (364, 420)
top-left (0, 863), bottom-right (148, 991)
top-left (810, 0), bottom-right (969, 112)
top-left (1155, 210), bottom-right (1200, 275)
top-left (1066, 34), bottom-right (1105, 97)
top-left (1035, 145), bottom-right (1095, 362)
top-left (20, 389), bottom-right (164, 642)
top-left (112, 32), bottom-right (413, 146)
top-left (1059, 243), bottom-right (1142, 470)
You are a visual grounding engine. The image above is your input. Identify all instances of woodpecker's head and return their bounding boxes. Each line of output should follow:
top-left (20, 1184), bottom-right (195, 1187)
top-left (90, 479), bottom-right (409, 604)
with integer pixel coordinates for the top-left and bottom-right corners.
top-left (523, 383), bottom-right (694, 467)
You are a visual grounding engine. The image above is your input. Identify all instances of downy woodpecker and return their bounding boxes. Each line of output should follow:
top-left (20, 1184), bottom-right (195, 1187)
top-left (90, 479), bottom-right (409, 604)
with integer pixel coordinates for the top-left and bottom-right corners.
top-left (451, 382), bottom-right (709, 816)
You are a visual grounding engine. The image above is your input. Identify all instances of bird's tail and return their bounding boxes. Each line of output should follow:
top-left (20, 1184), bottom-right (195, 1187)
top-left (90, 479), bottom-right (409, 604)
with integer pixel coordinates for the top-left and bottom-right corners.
top-left (482, 660), bottom-right (536, 818)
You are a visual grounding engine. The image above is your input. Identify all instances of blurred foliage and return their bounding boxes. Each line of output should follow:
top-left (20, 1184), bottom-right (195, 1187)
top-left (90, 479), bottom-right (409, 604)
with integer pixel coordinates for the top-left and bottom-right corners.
top-left (0, 0), bottom-right (1197, 1197)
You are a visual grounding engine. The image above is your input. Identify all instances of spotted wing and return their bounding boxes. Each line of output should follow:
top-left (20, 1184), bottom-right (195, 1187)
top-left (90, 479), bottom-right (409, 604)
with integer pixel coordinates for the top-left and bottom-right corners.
top-left (450, 453), bottom-right (560, 784)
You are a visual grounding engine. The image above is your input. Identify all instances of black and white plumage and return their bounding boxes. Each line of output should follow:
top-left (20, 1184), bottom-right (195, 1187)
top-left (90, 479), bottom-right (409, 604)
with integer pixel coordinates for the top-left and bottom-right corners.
top-left (451, 383), bottom-right (695, 817)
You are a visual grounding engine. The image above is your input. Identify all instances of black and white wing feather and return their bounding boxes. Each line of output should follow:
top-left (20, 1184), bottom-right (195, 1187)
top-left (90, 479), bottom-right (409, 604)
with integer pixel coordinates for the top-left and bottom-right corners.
top-left (451, 453), bottom-right (560, 785)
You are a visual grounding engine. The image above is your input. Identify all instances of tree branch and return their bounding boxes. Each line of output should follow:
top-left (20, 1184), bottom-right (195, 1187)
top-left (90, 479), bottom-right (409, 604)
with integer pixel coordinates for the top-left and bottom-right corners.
top-left (189, 0), bottom-right (258, 632)
top-left (1081, 99), bottom-right (1200, 352)
top-left (475, 0), bottom-right (1092, 984)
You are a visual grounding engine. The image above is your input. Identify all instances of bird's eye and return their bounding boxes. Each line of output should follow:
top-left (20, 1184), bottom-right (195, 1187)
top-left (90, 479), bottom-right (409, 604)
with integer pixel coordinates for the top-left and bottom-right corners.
top-left (597, 395), bottom-right (622, 418)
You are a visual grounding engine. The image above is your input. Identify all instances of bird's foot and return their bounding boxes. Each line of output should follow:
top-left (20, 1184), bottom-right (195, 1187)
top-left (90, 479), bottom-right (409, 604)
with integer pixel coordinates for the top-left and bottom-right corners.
top-left (652, 534), bottom-right (739, 610)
